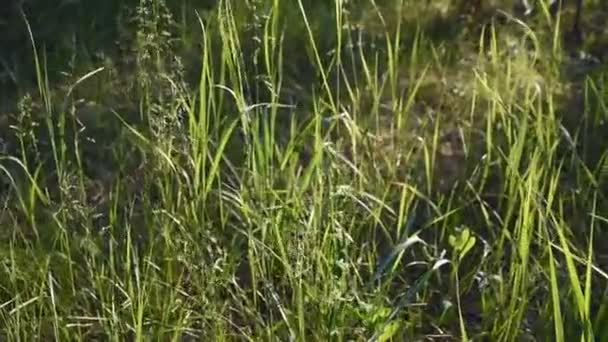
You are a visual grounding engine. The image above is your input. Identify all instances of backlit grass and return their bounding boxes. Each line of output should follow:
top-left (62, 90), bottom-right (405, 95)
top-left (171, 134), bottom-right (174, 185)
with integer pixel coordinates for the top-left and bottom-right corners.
top-left (0, 0), bottom-right (607, 340)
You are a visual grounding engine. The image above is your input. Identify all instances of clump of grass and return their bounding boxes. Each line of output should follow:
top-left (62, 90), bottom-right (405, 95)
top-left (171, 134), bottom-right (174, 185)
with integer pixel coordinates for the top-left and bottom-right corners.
top-left (0, 0), bottom-right (607, 340)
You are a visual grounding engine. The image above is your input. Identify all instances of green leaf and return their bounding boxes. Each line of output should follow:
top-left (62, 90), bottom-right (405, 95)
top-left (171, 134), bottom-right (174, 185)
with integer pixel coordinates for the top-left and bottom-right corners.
top-left (377, 320), bottom-right (401, 342)
top-left (460, 234), bottom-right (476, 261)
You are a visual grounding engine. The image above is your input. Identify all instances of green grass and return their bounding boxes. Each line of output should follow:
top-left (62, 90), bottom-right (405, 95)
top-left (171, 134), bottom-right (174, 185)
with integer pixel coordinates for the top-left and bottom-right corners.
top-left (1, 0), bottom-right (608, 340)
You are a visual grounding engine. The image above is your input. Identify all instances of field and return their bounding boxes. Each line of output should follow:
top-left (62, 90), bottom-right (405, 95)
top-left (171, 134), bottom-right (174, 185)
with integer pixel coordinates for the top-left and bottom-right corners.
top-left (1, 0), bottom-right (608, 340)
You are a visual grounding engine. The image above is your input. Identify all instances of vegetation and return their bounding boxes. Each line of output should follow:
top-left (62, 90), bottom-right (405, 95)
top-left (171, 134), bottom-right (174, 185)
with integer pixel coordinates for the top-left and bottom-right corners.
top-left (1, 0), bottom-right (608, 340)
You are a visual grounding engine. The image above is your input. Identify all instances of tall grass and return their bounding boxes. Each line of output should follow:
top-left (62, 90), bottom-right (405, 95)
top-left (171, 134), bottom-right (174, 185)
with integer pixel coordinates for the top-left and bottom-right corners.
top-left (0, 0), bottom-right (607, 340)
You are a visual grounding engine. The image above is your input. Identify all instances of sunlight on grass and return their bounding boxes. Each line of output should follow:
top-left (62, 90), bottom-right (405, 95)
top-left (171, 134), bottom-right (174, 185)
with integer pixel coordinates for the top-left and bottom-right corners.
top-left (0, 0), bottom-right (607, 340)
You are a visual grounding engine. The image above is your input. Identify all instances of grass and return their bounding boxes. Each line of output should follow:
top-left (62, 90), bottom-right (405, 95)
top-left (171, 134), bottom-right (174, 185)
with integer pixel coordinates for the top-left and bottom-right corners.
top-left (1, 0), bottom-right (608, 340)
